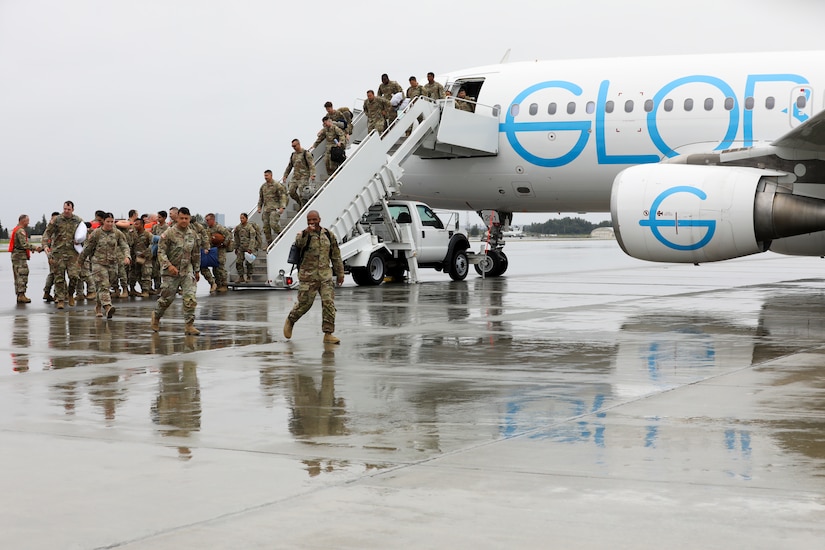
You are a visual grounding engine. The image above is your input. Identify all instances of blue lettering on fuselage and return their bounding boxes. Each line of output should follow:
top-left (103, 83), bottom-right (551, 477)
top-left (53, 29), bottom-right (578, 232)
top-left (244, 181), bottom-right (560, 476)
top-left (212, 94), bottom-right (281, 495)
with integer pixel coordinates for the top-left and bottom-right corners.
top-left (502, 73), bottom-right (809, 167)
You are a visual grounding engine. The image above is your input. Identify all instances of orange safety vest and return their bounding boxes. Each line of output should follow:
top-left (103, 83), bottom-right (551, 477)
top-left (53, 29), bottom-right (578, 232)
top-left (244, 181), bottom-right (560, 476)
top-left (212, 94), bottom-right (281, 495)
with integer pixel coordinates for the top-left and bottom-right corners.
top-left (8, 225), bottom-right (30, 259)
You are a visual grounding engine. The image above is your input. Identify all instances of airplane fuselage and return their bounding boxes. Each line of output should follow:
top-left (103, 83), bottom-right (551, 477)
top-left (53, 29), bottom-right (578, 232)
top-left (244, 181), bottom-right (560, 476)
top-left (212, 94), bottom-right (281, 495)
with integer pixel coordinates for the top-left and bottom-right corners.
top-left (399, 51), bottom-right (825, 214)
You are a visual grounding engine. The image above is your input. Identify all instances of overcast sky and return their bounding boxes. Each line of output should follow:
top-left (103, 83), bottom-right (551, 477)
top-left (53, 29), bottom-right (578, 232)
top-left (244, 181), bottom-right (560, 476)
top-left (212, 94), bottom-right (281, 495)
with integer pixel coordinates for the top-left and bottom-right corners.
top-left (2, 0), bottom-right (825, 230)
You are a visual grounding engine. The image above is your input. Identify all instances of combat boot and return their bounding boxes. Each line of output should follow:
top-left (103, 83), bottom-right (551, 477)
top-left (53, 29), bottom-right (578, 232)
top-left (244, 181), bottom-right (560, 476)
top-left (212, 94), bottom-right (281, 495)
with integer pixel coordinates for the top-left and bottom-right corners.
top-left (105, 305), bottom-right (115, 319)
top-left (209, 282), bottom-right (217, 292)
top-left (67, 295), bottom-right (75, 307)
top-left (216, 285), bottom-right (228, 293)
top-left (119, 288), bottom-right (129, 299)
top-left (139, 290), bottom-right (149, 298)
top-left (43, 292), bottom-right (54, 302)
top-left (323, 333), bottom-right (340, 344)
top-left (17, 294), bottom-right (31, 304)
top-left (184, 322), bottom-right (200, 336)
top-left (129, 287), bottom-right (139, 297)
top-left (56, 301), bottom-right (64, 309)
top-left (150, 312), bottom-right (160, 332)
top-left (95, 304), bottom-right (103, 317)
top-left (283, 318), bottom-right (293, 339)
top-left (86, 291), bottom-right (97, 301)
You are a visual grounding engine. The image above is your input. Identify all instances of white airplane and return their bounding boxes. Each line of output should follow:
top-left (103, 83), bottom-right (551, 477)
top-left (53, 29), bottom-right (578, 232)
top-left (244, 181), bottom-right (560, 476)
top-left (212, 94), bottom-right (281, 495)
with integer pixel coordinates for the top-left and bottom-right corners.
top-left (397, 51), bottom-right (825, 274)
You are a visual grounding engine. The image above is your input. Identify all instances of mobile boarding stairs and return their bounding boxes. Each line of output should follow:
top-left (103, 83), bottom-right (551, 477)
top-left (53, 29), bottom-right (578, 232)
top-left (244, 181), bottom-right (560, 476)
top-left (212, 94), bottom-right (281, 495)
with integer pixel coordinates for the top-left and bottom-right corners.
top-left (228, 96), bottom-right (499, 289)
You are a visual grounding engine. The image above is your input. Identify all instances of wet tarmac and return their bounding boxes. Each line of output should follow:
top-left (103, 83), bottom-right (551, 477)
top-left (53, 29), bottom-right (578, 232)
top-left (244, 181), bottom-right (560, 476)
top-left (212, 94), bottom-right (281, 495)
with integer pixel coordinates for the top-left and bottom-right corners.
top-left (1, 240), bottom-right (824, 549)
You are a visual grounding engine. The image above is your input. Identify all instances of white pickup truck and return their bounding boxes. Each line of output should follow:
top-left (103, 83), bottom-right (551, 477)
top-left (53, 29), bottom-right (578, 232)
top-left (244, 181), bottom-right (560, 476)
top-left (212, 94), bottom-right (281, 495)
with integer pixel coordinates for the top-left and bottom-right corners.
top-left (340, 200), bottom-right (473, 285)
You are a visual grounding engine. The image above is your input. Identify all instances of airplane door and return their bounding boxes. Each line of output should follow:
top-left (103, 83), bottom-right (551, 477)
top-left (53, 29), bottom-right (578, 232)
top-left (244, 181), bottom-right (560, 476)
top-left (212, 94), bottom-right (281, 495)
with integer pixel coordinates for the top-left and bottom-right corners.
top-left (790, 86), bottom-right (813, 127)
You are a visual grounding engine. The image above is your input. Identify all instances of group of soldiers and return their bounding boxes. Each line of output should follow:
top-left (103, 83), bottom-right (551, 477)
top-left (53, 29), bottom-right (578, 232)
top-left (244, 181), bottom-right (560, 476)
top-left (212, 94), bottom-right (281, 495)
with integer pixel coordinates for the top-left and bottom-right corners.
top-left (361, 72), bottom-right (475, 134)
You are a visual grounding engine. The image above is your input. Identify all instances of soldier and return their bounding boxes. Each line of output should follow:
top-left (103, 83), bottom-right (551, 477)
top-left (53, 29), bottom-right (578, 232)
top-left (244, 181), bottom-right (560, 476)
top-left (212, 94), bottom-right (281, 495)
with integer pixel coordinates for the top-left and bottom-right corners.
top-left (283, 210), bottom-right (345, 344)
top-left (378, 73), bottom-right (404, 126)
top-left (41, 211), bottom-right (59, 302)
top-left (203, 212), bottom-right (233, 292)
top-left (44, 200), bottom-right (84, 309)
top-left (80, 212), bottom-right (131, 318)
top-left (233, 212), bottom-right (260, 283)
top-left (114, 209), bottom-right (139, 299)
top-left (151, 206), bottom-right (202, 335)
top-left (257, 169), bottom-right (288, 244)
top-left (324, 101), bottom-right (353, 136)
top-left (423, 71), bottom-right (446, 100)
top-left (362, 89), bottom-right (391, 134)
top-left (378, 73), bottom-right (403, 125)
top-left (283, 139), bottom-right (317, 208)
top-left (455, 88), bottom-right (476, 112)
top-left (407, 75), bottom-right (425, 101)
top-left (130, 217), bottom-right (154, 297)
top-left (9, 214), bottom-right (42, 303)
top-left (150, 210), bottom-right (169, 294)
top-left (311, 116), bottom-right (348, 177)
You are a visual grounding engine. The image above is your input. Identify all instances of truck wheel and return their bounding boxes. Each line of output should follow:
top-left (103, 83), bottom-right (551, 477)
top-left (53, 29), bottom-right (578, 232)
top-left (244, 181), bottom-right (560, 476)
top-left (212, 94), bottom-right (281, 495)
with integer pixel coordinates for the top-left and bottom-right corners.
top-left (448, 250), bottom-right (469, 281)
top-left (352, 251), bottom-right (386, 286)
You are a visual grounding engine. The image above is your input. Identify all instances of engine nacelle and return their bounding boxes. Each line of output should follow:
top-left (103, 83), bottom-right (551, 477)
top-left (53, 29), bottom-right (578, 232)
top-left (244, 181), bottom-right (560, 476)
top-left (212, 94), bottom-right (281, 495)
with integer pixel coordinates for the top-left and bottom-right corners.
top-left (611, 164), bottom-right (825, 263)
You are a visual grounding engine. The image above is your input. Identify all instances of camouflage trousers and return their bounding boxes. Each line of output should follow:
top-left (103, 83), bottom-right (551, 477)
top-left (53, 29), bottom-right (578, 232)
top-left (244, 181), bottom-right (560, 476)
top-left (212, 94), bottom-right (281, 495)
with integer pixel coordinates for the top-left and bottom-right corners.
top-left (288, 278), bottom-right (336, 334)
top-left (129, 258), bottom-right (152, 292)
top-left (202, 248), bottom-right (228, 287)
top-left (11, 256), bottom-right (29, 294)
top-left (91, 263), bottom-right (119, 307)
top-left (154, 270), bottom-right (198, 324)
top-left (51, 251), bottom-right (80, 302)
top-left (78, 257), bottom-right (94, 296)
top-left (236, 253), bottom-right (255, 279)
top-left (323, 150), bottom-right (341, 177)
top-left (261, 209), bottom-right (282, 243)
top-left (367, 116), bottom-right (386, 134)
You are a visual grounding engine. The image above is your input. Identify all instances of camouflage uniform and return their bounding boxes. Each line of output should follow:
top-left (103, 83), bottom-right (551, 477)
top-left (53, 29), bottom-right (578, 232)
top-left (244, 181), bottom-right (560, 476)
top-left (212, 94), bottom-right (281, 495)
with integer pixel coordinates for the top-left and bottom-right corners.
top-left (328, 108), bottom-right (353, 135)
top-left (154, 224), bottom-right (201, 325)
top-left (233, 221), bottom-right (260, 281)
top-left (284, 148), bottom-right (317, 207)
top-left (41, 223), bottom-right (56, 300)
top-left (423, 79), bottom-right (446, 100)
top-left (363, 95), bottom-right (392, 134)
top-left (10, 225), bottom-right (37, 299)
top-left (313, 124), bottom-right (347, 176)
top-left (455, 95), bottom-right (476, 112)
top-left (257, 180), bottom-right (288, 243)
top-left (406, 83), bottom-right (425, 100)
top-left (130, 227), bottom-right (154, 295)
top-left (203, 222), bottom-right (233, 290)
top-left (80, 226), bottom-right (130, 311)
top-left (378, 79), bottom-right (403, 124)
top-left (287, 228), bottom-right (344, 334)
top-left (46, 213), bottom-right (84, 304)
top-left (115, 226), bottom-right (131, 297)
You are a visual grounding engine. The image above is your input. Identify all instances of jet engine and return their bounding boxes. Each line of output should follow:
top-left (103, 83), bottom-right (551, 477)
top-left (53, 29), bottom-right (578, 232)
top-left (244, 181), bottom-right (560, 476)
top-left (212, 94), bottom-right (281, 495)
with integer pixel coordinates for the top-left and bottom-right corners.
top-left (610, 164), bottom-right (825, 263)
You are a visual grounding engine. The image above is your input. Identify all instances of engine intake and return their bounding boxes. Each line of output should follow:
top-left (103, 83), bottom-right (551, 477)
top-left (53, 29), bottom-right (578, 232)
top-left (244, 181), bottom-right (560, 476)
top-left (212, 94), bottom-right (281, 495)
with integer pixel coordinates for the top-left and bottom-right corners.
top-left (611, 164), bottom-right (825, 263)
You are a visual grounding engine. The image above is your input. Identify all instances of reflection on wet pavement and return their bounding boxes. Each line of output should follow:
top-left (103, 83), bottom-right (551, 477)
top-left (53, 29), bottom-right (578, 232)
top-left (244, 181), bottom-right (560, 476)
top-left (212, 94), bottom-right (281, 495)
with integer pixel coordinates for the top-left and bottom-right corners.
top-left (1, 242), bottom-right (824, 547)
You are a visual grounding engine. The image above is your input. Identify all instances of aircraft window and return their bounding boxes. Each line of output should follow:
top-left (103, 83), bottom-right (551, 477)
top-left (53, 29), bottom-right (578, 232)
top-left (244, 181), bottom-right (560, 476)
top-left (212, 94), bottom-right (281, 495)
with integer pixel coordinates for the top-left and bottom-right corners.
top-left (745, 97), bottom-right (754, 110)
top-left (724, 97), bottom-right (734, 110)
top-left (624, 100), bottom-right (633, 113)
top-left (644, 99), bottom-right (653, 113)
top-left (663, 99), bottom-right (673, 112)
top-left (765, 96), bottom-right (775, 109)
top-left (704, 98), bottom-right (714, 111)
top-left (797, 95), bottom-right (807, 108)
top-left (586, 101), bottom-right (595, 114)
top-left (529, 103), bottom-right (538, 115)
top-left (548, 102), bottom-right (557, 115)
top-left (492, 104), bottom-right (500, 116)
top-left (510, 103), bottom-right (520, 116)
top-left (567, 101), bottom-right (576, 114)
top-left (684, 98), bottom-right (694, 112)
top-left (605, 101), bottom-right (614, 113)
top-left (416, 205), bottom-right (444, 229)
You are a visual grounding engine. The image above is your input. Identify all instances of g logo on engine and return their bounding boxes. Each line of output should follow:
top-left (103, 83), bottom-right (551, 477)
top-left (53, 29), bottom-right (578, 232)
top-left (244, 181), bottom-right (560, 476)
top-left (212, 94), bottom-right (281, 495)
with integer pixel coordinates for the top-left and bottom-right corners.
top-left (639, 186), bottom-right (716, 251)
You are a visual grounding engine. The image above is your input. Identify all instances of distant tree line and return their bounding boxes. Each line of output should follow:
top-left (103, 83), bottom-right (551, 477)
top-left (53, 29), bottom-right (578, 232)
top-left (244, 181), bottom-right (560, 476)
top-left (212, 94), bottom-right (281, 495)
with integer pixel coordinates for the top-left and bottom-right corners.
top-left (525, 217), bottom-right (611, 235)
